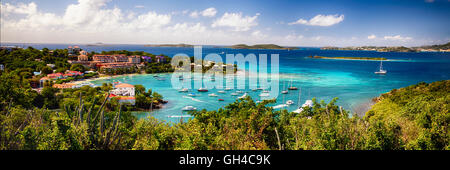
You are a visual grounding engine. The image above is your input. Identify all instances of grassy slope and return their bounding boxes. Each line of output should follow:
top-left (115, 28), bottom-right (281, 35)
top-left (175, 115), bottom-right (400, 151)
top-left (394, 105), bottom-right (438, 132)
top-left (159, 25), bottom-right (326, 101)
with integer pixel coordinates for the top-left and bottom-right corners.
top-left (365, 80), bottom-right (449, 149)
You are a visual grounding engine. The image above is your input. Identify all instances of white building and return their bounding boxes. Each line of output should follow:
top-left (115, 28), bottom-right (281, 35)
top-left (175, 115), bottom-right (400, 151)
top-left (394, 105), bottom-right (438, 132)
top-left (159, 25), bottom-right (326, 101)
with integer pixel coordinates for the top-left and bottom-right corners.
top-left (111, 83), bottom-right (135, 96)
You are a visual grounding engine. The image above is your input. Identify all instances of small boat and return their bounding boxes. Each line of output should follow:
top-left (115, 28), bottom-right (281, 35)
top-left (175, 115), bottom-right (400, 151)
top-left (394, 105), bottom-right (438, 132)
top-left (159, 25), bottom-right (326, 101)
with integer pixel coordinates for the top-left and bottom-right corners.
top-left (231, 93), bottom-right (239, 96)
top-left (288, 78), bottom-right (298, 90)
top-left (217, 90), bottom-right (226, 93)
top-left (225, 88), bottom-right (232, 91)
top-left (236, 90), bottom-right (244, 94)
top-left (208, 93), bottom-right (218, 97)
top-left (286, 100), bottom-right (294, 105)
top-left (188, 93), bottom-right (196, 97)
top-left (262, 90), bottom-right (270, 93)
top-left (238, 93), bottom-right (248, 99)
top-left (252, 89), bottom-right (258, 91)
top-left (259, 93), bottom-right (270, 97)
top-left (273, 104), bottom-right (288, 109)
top-left (218, 99), bottom-right (224, 101)
top-left (179, 88), bottom-right (189, 92)
top-left (375, 60), bottom-right (387, 74)
top-left (198, 87), bottom-right (208, 92)
top-left (182, 106), bottom-right (197, 111)
top-left (281, 81), bottom-right (288, 94)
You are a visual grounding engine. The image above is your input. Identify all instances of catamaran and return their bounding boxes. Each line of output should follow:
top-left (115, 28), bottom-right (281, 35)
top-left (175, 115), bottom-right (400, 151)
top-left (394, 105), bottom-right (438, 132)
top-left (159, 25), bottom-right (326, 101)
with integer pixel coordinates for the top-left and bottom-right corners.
top-left (375, 60), bottom-right (387, 74)
top-left (288, 78), bottom-right (298, 90)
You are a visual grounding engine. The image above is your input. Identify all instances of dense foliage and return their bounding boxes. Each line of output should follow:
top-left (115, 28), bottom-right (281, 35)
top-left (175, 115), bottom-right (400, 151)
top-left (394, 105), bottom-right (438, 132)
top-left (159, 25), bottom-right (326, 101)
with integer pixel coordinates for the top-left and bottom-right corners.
top-left (1, 80), bottom-right (448, 150)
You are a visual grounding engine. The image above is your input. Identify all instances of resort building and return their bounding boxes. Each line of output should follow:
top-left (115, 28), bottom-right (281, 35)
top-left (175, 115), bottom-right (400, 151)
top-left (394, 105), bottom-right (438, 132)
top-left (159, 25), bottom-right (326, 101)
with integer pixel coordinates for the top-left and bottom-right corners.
top-left (0, 64), bottom-right (4, 71)
top-left (113, 54), bottom-right (129, 62)
top-left (93, 55), bottom-right (115, 63)
top-left (128, 55), bottom-right (141, 64)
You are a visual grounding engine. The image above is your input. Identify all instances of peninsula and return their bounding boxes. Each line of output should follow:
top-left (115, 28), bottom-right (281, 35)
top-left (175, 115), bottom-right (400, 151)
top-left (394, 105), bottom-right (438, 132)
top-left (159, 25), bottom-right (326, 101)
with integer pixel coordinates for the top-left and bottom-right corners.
top-left (309, 55), bottom-right (387, 61)
top-left (320, 42), bottom-right (450, 52)
top-left (144, 43), bottom-right (194, 48)
top-left (226, 44), bottom-right (299, 50)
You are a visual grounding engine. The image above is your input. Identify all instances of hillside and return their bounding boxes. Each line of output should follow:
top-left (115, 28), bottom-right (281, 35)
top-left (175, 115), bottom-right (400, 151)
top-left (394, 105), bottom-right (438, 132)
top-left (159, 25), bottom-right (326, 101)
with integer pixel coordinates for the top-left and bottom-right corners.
top-left (366, 80), bottom-right (449, 149)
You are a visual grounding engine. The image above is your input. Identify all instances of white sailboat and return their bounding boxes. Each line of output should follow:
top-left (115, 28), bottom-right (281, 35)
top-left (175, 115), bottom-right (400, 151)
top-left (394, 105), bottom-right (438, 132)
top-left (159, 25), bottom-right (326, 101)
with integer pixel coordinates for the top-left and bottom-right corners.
top-left (281, 81), bottom-right (288, 94)
top-left (238, 93), bottom-right (248, 99)
top-left (375, 60), bottom-right (387, 74)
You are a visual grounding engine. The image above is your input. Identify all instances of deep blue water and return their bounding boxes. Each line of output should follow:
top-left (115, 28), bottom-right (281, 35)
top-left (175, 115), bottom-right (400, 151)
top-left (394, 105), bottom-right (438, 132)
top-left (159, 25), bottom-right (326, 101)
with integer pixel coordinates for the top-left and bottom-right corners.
top-left (3, 43), bottom-right (449, 122)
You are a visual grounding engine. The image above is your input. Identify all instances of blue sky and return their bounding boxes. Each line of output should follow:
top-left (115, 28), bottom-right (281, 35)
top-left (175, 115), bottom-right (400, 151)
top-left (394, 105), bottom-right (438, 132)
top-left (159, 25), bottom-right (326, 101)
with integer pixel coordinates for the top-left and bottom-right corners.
top-left (1, 0), bottom-right (449, 46)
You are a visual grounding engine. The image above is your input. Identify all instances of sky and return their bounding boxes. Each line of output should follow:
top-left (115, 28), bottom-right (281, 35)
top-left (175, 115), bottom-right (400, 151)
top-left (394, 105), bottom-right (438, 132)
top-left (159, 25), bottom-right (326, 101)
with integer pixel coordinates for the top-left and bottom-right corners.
top-left (1, 0), bottom-right (450, 47)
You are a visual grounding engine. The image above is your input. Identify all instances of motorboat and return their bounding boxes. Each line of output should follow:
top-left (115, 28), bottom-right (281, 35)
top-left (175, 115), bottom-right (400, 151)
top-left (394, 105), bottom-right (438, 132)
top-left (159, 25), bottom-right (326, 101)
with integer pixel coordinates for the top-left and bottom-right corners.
top-left (198, 87), bottom-right (208, 92)
top-left (286, 100), bottom-right (294, 105)
top-left (231, 93), bottom-right (239, 96)
top-left (179, 88), bottom-right (189, 92)
top-left (238, 93), bottom-right (248, 99)
top-left (188, 93), bottom-right (196, 97)
top-left (217, 90), bottom-right (226, 93)
top-left (182, 106), bottom-right (197, 111)
top-left (208, 93), bottom-right (218, 97)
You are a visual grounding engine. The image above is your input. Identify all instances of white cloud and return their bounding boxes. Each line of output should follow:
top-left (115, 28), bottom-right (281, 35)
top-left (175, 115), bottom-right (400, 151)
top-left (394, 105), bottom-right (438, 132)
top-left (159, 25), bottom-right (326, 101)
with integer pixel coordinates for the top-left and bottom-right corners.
top-left (189, 11), bottom-right (199, 18)
top-left (135, 5), bottom-right (144, 8)
top-left (212, 12), bottom-right (259, 31)
top-left (368, 34), bottom-right (376, 39)
top-left (288, 14), bottom-right (344, 26)
top-left (189, 7), bottom-right (217, 18)
top-left (201, 7), bottom-right (217, 17)
top-left (383, 35), bottom-right (412, 41)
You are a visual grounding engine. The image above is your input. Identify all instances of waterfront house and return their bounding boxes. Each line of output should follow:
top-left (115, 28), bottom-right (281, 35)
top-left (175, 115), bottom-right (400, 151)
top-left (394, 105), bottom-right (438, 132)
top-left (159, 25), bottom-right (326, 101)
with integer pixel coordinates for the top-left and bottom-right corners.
top-left (0, 64), bottom-right (4, 71)
top-left (47, 73), bottom-right (64, 79)
top-left (53, 83), bottom-right (76, 89)
top-left (39, 77), bottom-right (51, 87)
top-left (111, 83), bottom-right (135, 96)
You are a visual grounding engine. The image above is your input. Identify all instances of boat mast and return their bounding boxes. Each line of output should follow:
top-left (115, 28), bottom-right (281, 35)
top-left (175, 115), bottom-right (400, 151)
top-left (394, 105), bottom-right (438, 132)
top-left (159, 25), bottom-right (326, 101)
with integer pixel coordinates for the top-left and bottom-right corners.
top-left (297, 88), bottom-right (302, 107)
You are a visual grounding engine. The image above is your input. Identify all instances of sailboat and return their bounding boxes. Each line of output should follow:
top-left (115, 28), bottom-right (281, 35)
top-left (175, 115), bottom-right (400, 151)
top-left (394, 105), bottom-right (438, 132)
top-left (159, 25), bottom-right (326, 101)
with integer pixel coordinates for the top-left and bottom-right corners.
top-left (281, 81), bottom-right (288, 94)
top-left (288, 78), bottom-right (298, 90)
top-left (375, 60), bottom-right (387, 74)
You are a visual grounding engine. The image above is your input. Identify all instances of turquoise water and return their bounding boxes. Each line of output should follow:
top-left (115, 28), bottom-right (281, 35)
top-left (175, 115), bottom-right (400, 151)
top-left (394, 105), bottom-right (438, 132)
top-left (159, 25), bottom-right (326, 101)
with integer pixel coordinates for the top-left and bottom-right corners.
top-left (3, 43), bottom-right (450, 122)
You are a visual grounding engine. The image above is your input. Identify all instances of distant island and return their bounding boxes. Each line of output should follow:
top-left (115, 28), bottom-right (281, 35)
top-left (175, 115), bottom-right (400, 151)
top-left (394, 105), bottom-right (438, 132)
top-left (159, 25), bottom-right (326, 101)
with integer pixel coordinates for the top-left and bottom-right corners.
top-left (321, 42), bottom-right (450, 52)
top-left (309, 55), bottom-right (387, 61)
top-left (144, 43), bottom-right (194, 47)
top-left (226, 44), bottom-right (300, 50)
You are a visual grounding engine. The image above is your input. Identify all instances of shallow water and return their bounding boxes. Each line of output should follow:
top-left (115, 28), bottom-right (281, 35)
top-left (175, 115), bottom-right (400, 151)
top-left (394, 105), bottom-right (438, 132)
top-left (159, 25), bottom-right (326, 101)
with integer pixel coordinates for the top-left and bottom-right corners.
top-left (4, 43), bottom-right (450, 122)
